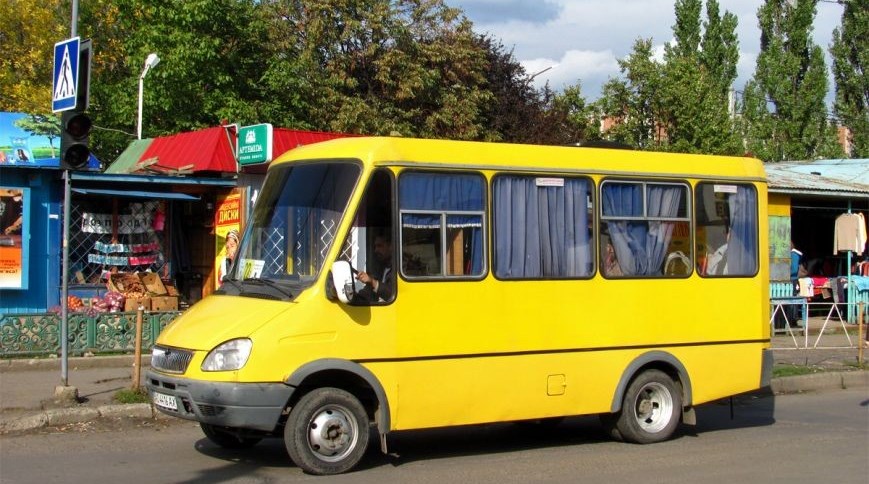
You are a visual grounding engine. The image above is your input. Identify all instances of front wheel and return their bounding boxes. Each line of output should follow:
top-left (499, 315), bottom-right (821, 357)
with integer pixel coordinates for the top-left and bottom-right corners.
top-left (284, 387), bottom-right (370, 475)
top-left (605, 369), bottom-right (682, 444)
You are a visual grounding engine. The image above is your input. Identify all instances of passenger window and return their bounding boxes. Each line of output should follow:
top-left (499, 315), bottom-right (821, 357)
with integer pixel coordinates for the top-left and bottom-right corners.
top-left (398, 172), bottom-right (485, 278)
top-left (493, 175), bottom-right (593, 279)
top-left (695, 183), bottom-right (758, 277)
top-left (600, 180), bottom-right (691, 278)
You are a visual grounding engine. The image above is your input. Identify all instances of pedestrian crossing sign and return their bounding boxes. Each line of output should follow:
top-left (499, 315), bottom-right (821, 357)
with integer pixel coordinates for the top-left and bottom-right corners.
top-left (52, 37), bottom-right (80, 113)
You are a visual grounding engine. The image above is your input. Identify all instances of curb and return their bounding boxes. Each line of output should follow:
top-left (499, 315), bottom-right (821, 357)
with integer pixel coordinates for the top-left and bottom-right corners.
top-left (0, 403), bottom-right (159, 434)
top-left (1, 371), bottom-right (866, 435)
top-left (0, 355), bottom-right (150, 372)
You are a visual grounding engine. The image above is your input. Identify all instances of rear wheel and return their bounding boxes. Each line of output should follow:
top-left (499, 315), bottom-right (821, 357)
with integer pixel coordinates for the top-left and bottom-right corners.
top-left (604, 370), bottom-right (682, 444)
top-left (200, 423), bottom-right (262, 449)
top-left (284, 387), bottom-right (370, 475)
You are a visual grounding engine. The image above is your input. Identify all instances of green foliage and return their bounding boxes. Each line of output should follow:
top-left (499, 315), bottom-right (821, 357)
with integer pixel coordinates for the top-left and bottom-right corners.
top-left (741, 0), bottom-right (843, 162)
top-left (830, 0), bottom-right (869, 157)
top-left (658, 0), bottom-right (741, 155)
top-left (598, 39), bottom-right (664, 150)
top-left (257, 0), bottom-right (491, 140)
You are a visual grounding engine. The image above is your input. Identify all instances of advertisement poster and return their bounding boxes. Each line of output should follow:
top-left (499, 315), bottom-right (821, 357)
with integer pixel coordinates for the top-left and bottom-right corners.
top-left (0, 111), bottom-right (99, 169)
top-left (214, 191), bottom-right (242, 288)
top-left (0, 188), bottom-right (26, 289)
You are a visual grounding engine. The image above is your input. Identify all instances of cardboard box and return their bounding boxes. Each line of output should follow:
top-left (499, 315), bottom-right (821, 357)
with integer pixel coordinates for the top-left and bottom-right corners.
top-left (150, 296), bottom-right (178, 311)
top-left (108, 273), bottom-right (145, 294)
top-left (124, 296), bottom-right (151, 312)
top-left (139, 272), bottom-right (168, 296)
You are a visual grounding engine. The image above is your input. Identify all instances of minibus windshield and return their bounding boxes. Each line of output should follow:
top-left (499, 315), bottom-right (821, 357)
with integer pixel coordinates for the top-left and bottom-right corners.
top-left (221, 161), bottom-right (361, 300)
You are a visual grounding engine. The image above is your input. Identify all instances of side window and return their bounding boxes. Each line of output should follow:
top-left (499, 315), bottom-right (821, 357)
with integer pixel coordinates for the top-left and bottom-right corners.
top-left (493, 175), bottom-right (593, 279)
top-left (398, 172), bottom-right (485, 278)
top-left (338, 169), bottom-right (395, 304)
top-left (695, 183), bottom-right (758, 277)
top-left (600, 180), bottom-right (691, 278)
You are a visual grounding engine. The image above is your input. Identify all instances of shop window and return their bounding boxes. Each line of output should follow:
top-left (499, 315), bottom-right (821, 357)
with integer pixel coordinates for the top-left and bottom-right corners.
top-left (695, 183), bottom-right (758, 277)
top-left (399, 172), bottom-right (485, 278)
top-left (68, 197), bottom-right (168, 285)
top-left (0, 187), bottom-right (29, 289)
top-left (493, 175), bottom-right (593, 279)
top-left (600, 180), bottom-right (691, 278)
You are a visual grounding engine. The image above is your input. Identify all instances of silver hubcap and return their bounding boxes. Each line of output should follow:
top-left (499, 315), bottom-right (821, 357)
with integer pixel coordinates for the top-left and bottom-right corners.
top-left (633, 382), bottom-right (674, 433)
top-left (306, 404), bottom-right (359, 462)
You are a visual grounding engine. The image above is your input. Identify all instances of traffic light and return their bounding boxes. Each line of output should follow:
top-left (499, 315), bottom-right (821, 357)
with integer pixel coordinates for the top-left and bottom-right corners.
top-left (60, 110), bottom-right (92, 170)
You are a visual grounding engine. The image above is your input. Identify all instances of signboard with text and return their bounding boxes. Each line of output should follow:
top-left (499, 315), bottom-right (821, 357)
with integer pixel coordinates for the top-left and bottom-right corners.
top-left (237, 123), bottom-right (273, 166)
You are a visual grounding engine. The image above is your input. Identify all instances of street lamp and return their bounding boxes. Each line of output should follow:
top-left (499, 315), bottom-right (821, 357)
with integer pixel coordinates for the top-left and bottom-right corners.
top-left (137, 53), bottom-right (160, 140)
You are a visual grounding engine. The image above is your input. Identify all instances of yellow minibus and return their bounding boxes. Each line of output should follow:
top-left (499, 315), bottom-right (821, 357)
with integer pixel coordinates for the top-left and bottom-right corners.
top-left (146, 136), bottom-right (771, 475)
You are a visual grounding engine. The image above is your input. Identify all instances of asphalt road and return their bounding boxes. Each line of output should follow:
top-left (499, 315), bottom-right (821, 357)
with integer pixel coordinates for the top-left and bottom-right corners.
top-left (1, 389), bottom-right (867, 484)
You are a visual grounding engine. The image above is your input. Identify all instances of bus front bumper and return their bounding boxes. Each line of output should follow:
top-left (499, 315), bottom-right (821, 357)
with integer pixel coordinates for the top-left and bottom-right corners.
top-left (145, 370), bottom-right (294, 432)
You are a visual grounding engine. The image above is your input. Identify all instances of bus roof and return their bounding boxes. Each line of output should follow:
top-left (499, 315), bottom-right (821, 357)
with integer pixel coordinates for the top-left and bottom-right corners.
top-left (271, 136), bottom-right (766, 181)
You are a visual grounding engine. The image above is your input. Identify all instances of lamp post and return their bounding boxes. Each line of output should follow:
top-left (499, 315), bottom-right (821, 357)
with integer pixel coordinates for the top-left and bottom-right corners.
top-left (137, 53), bottom-right (160, 139)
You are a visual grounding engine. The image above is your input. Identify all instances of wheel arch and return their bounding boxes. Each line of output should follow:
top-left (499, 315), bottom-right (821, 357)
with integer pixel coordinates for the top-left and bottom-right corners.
top-left (285, 358), bottom-right (391, 432)
top-left (609, 351), bottom-right (693, 413)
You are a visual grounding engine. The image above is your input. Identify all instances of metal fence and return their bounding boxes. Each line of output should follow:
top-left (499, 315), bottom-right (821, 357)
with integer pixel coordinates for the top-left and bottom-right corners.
top-left (0, 311), bottom-right (180, 357)
top-left (68, 197), bottom-right (168, 285)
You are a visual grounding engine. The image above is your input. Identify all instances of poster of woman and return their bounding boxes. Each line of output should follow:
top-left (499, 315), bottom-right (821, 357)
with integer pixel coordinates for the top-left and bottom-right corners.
top-left (0, 187), bottom-right (26, 289)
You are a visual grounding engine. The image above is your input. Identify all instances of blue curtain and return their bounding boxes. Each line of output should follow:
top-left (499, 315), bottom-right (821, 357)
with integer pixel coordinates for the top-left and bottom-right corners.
top-left (494, 177), bottom-right (591, 278)
top-left (724, 186), bottom-right (758, 274)
top-left (399, 173), bottom-right (484, 274)
top-left (603, 183), bottom-right (683, 276)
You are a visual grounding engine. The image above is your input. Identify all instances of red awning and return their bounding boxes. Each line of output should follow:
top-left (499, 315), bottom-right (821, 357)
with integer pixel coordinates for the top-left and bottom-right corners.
top-left (139, 126), bottom-right (236, 174)
top-left (273, 128), bottom-right (352, 157)
top-left (120, 126), bottom-right (355, 176)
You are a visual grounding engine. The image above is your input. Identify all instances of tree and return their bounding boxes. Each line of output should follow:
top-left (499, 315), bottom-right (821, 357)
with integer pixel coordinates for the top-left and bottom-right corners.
top-left (830, 0), bottom-right (868, 157)
top-left (552, 83), bottom-right (602, 145)
top-left (0, 0), bottom-right (67, 114)
top-left (258, 0), bottom-right (491, 140)
top-left (741, 0), bottom-right (843, 162)
top-left (598, 39), bottom-right (665, 150)
top-left (659, 0), bottom-right (741, 155)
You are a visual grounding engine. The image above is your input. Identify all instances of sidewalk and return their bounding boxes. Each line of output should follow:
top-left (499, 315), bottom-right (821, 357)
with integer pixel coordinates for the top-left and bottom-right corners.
top-left (1, 331), bottom-right (867, 435)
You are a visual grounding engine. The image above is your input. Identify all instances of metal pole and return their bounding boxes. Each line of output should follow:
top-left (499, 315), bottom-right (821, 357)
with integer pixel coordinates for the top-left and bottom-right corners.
top-left (59, 0), bottom-right (80, 389)
top-left (61, 171), bottom-right (71, 386)
top-left (137, 76), bottom-right (144, 139)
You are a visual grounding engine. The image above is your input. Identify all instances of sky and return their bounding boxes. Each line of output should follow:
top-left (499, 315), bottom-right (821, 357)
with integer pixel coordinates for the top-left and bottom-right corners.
top-left (447, 0), bottom-right (845, 103)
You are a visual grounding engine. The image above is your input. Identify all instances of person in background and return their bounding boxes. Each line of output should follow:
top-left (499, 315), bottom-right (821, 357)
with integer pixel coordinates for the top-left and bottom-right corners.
top-left (790, 242), bottom-right (803, 279)
top-left (0, 192), bottom-right (23, 235)
top-left (218, 229), bottom-right (240, 284)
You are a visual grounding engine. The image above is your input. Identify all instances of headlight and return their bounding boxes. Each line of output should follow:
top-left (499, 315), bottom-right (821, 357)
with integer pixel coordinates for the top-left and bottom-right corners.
top-left (201, 338), bottom-right (252, 372)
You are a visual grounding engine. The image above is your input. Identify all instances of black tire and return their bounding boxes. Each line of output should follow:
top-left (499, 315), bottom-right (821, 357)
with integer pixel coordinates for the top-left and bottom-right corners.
top-left (284, 387), bottom-right (370, 475)
top-left (200, 423), bottom-right (262, 449)
top-left (608, 369), bottom-right (682, 444)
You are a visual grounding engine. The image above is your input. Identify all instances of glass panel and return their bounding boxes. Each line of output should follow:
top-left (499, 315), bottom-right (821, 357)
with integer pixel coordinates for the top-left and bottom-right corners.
top-left (494, 176), bottom-right (592, 279)
top-left (695, 183), bottom-right (758, 277)
top-left (402, 214), bottom-right (441, 276)
top-left (233, 162), bottom-right (360, 291)
top-left (601, 180), bottom-right (691, 277)
top-left (399, 172), bottom-right (486, 278)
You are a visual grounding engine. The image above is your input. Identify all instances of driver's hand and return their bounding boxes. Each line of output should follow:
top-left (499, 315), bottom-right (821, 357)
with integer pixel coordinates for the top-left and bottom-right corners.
top-left (357, 272), bottom-right (372, 284)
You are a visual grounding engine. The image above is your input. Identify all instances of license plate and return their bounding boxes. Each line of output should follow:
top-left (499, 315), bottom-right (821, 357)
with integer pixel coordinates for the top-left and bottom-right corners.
top-left (152, 391), bottom-right (178, 411)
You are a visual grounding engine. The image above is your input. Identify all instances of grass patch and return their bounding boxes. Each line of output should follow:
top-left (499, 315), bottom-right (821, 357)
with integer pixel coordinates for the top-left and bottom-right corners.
top-left (773, 364), bottom-right (824, 378)
top-left (114, 387), bottom-right (150, 404)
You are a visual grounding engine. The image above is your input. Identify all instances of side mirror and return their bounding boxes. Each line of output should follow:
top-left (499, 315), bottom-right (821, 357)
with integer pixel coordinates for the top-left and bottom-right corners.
top-left (331, 261), bottom-right (355, 304)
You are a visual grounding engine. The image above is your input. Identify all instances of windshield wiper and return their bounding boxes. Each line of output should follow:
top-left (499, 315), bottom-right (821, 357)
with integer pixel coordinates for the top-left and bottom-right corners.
top-left (242, 278), bottom-right (294, 299)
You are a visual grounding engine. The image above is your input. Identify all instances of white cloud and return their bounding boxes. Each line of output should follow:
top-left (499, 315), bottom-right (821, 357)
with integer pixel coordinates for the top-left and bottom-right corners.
top-left (448, 0), bottom-right (844, 104)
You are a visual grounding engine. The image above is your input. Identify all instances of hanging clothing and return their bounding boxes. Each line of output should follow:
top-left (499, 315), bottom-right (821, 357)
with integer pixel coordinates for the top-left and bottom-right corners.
top-left (833, 213), bottom-right (867, 255)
